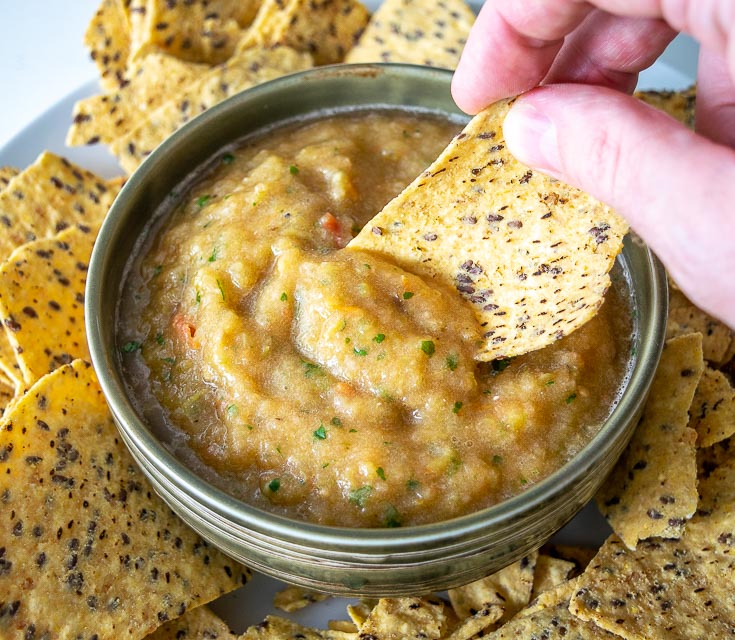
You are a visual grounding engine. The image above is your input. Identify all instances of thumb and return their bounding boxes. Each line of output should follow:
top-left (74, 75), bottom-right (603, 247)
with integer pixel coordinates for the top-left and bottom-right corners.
top-left (502, 84), bottom-right (735, 328)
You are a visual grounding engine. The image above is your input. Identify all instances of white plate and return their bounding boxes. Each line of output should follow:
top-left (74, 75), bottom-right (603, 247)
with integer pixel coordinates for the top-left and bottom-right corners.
top-left (0, 23), bottom-right (697, 637)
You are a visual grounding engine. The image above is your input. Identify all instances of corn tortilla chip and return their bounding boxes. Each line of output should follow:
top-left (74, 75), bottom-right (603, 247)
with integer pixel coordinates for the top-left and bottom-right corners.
top-left (85, 0), bottom-right (132, 91)
top-left (111, 46), bottom-right (314, 173)
top-left (0, 360), bottom-right (249, 640)
top-left (697, 436), bottom-right (733, 480)
top-left (145, 605), bottom-right (237, 639)
top-left (0, 380), bottom-right (14, 416)
top-left (345, 0), bottom-right (475, 69)
top-left (596, 333), bottom-right (704, 549)
top-left (273, 584), bottom-right (329, 612)
top-left (531, 554), bottom-right (576, 599)
top-left (0, 151), bottom-right (120, 259)
top-left (356, 596), bottom-right (448, 640)
top-left (127, 0), bottom-right (261, 65)
top-left (240, 615), bottom-right (357, 638)
top-left (448, 552), bottom-right (537, 631)
top-left (569, 535), bottom-right (735, 639)
top-left (0, 224), bottom-right (98, 386)
top-left (349, 99), bottom-right (627, 361)
top-left (67, 53), bottom-right (209, 147)
top-left (539, 544), bottom-right (598, 578)
top-left (690, 365), bottom-right (735, 447)
top-left (635, 86), bottom-right (696, 129)
top-left (239, 0), bottom-right (370, 65)
top-left (667, 288), bottom-right (733, 364)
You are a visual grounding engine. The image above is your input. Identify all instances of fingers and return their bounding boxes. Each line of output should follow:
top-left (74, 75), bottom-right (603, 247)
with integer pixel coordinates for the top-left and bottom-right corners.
top-left (697, 46), bottom-right (735, 147)
top-left (503, 84), bottom-right (735, 326)
top-left (453, 0), bottom-right (735, 114)
top-left (543, 11), bottom-right (675, 94)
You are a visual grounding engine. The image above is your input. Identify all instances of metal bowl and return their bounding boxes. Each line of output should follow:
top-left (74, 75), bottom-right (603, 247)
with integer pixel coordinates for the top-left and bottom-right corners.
top-left (86, 63), bottom-right (668, 596)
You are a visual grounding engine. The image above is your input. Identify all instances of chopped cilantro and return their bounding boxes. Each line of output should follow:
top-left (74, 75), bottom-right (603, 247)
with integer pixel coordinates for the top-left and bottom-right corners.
top-left (153, 264), bottom-right (163, 277)
top-left (122, 341), bottom-right (141, 353)
top-left (452, 401), bottom-right (463, 414)
top-left (492, 454), bottom-right (503, 465)
top-left (268, 478), bottom-right (281, 492)
top-left (376, 467), bottom-right (386, 480)
top-left (208, 246), bottom-right (218, 262)
top-left (226, 404), bottom-right (237, 417)
top-left (445, 353), bottom-right (458, 371)
top-left (384, 505), bottom-right (402, 528)
top-left (330, 416), bottom-right (342, 427)
top-left (216, 279), bottom-right (226, 300)
top-left (402, 291), bottom-right (414, 300)
top-left (349, 428), bottom-right (358, 433)
top-left (162, 357), bottom-right (175, 365)
top-left (280, 292), bottom-right (288, 301)
top-left (196, 194), bottom-right (211, 208)
top-left (302, 360), bottom-right (323, 378)
top-left (353, 347), bottom-right (368, 357)
top-left (491, 357), bottom-right (513, 373)
top-left (222, 152), bottom-right (235, 164)
top-left (373, 333), bottom-right (386, 343)
top-left (289, 165), bottom-right (299, 175)
top-left (420, 340), bottom-right (435, 356)
top-left (195, 290), bottom-right (201, 305)
top-left (406, 479), bottom-right (420, 491)
top-left (155, 332), bottom-right (164, 345)
top-left (313, 424), bottom-right (327, 440)
top-left (566, 393), bottom-right (577, 404)
top-left (348, 485), bottom-right (372, 507)
top-left (545, 379), bottom-right (555, 386)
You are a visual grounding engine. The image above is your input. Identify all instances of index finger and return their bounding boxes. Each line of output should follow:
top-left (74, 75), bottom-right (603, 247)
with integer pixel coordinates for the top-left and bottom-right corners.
top-left (451, 0), bottom-right (595, 113)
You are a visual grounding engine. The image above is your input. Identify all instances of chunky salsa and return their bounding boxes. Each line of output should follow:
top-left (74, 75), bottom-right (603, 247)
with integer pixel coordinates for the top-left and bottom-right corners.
top-left (119, 110), bottom-right (632, 527)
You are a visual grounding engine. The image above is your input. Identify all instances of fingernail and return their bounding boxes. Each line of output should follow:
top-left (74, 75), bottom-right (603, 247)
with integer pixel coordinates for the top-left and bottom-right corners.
top-left (503, 100), bottom-right (562, 175)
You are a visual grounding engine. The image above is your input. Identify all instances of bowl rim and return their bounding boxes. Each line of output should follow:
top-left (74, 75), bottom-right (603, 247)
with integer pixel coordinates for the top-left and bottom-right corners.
top-left (86, 62), bottom-right (669, 555)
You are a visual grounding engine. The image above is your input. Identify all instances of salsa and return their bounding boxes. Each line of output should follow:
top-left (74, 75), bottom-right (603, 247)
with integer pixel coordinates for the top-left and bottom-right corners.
top-left (119, 110), bottom-right (632, 527)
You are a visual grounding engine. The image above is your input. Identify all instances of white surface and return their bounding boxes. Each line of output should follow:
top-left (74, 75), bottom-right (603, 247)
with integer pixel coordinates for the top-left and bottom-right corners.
top-left (0, 1), bottom-right (699, 633)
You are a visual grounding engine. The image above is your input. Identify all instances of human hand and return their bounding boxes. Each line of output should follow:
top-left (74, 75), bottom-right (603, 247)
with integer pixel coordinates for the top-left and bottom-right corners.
top-left (452, 1), bottom-right (735, 329)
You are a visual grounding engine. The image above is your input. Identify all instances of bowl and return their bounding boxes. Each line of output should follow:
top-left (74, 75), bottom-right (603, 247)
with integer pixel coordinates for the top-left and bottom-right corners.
top-left (86, 63), bottom-right (668, 596)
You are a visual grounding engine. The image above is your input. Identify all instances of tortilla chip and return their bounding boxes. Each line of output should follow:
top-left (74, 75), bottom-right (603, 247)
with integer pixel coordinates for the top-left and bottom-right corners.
top-left (596, 333), bottom-right (704, 548)
top-left (345, 0), bottom-right (475, 69)
top-left (0, 151), bottom-right (120, 258)
top-left (635, 86), bottom-right (696, 129)
top-left (667, 288), bottom-right (733, 364)
top-left (348, 99), bottom-right (627, 361)
top-left (111, 46), bottom-right (314, 173)
top-left (685, 451), bottom-right (735, 556)
top-left (239, 0), bottom-right (370, 65)
top-left (539, 544), bottom-right (598, 578)
top-left (356, 596), bottom-right (448, 640)
top-left (0, 224), bottom-right (98, 385)
top-left (273, 584), bottom-right (329, 612)
top-left (485, 595), bottom-right (617, 639)
top-left (67, 53), bottom-right (209, 147)
top-left (0, 379), bottom-right (14, 415)
top-left (127, 0), bottom-right (260, 65)
top-left (85, 0), bottom-right (132, 91)
top-left (697, 436), bottom-right (733, 480)
top-left (0, 167), bottom-right (19, 189)
top-left (145, 605), bottom-right (237, 639)
top-left (448, 552), bottom-right (538, 631)
top-left (0, 360), bottom-right (249, 640)
top-left (569, 535), bottom-right (735, 639)
top-left (241, 615), bottom-right (357, 638)
top-left (531, 554), bottom-right (576, 599)
top-left (690, 365), bottom-right (735, 447)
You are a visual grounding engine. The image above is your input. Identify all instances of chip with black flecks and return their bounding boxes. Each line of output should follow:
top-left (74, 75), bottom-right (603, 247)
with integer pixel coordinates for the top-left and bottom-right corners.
top-left (0, 360), bottom-right (249, 640)
top-left (349, 98), bottom-right (628, 361)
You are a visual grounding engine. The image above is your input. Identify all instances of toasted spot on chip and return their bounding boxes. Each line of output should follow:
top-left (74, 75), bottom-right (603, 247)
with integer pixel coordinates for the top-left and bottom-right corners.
top-left (690, 365), bottom-right (735, 447)
top-left (570, 534), bottom-right (735, 639)
top-left (239, 0), bottom-right (370, 65)
top-left (596, 333), bottom-right (704, 549)
top-left (345, 0), bottom-right (475, 69)
top-left (0, 224), bottom-right (100, 385)
top-left (111, 46), bottom-right (314, 173)
top-left (0, 360), bottom-right (249, 639)
top-left (348, 99), bottom-right (627, 361)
